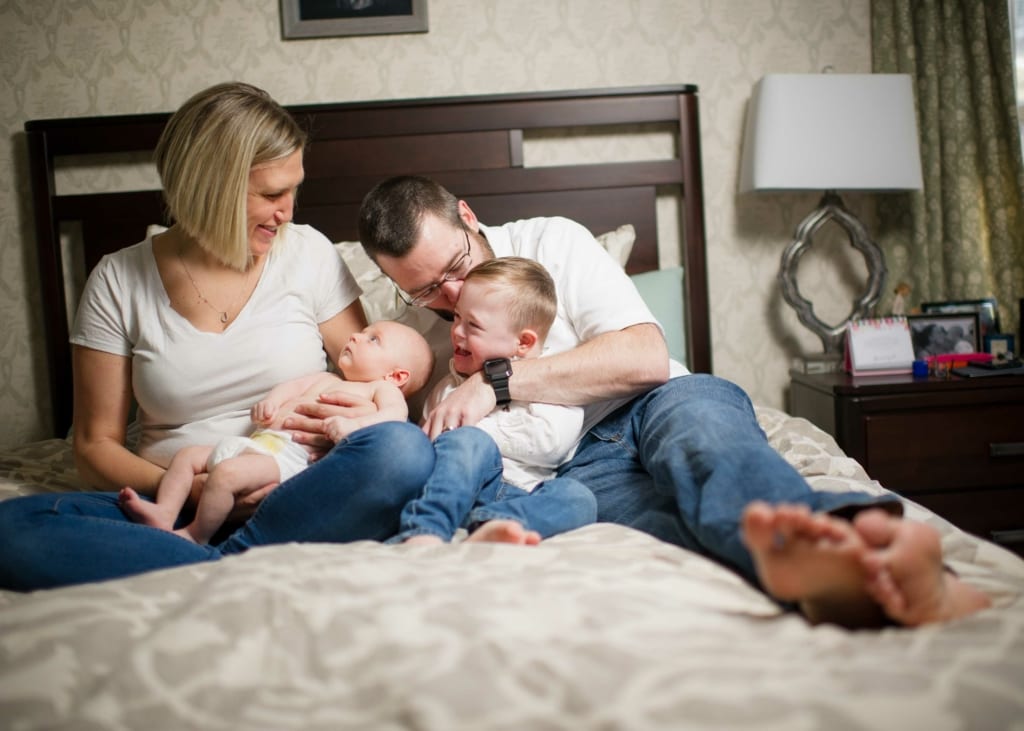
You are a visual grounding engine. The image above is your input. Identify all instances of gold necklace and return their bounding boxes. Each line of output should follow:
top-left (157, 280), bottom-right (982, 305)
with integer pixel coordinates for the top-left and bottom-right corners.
top-left (178, 245), bottom-right (255, 327)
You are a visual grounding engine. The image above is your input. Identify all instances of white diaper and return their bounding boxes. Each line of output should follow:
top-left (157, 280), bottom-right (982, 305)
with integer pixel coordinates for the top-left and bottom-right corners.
top-left (207, 429), bottom-right (309, 482)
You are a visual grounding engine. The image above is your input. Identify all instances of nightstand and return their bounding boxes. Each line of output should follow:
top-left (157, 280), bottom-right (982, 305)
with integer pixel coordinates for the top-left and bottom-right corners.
top-left (789, 370), bottom-right (1024, 555)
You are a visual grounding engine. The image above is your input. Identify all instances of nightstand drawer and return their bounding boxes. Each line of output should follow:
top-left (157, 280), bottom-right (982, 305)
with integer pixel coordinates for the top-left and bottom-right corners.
top-left (911, 488), bottom-right (1024, 553)
top-left (789, 371), bottom-right (1024, 555)
top-left (860, 404), bottom-right (1024, 493)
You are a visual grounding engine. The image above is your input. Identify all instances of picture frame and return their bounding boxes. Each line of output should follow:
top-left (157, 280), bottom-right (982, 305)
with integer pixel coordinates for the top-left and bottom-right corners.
top-left (280, 0), bottom-right (428, 40)
top-left (908, 313), bottom-right (980, 360)
top-left (921, 298), bottom-right (1000, 339)
top-left (984, 333), bottom-right (1015, 359)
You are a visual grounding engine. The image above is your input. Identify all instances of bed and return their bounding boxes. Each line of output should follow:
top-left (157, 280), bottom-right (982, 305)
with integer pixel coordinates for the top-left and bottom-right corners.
top-left (3, 85), bottom-right (1023, 730)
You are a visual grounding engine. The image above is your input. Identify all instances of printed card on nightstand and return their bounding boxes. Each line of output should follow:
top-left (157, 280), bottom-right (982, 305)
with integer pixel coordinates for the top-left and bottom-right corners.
top-left (844, 317), bottom-right (915, 375)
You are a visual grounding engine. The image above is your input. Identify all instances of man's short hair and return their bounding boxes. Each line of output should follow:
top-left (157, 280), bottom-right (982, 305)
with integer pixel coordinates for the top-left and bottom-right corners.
top-left (358, 175), bottom-right (461, 261)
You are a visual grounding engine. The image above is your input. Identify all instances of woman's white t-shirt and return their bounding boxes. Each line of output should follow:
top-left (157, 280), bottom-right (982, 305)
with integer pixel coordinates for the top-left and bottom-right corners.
top-left (70, 223), bottom-right (359, 468)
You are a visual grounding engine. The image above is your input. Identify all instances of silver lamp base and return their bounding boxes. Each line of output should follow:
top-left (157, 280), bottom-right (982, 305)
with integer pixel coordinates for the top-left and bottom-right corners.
top-left (778, 190), bottom-right (887, 354)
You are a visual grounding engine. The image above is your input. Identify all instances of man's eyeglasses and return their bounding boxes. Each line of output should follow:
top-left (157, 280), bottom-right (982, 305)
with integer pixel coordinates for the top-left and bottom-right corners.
top-left (395, 228), bottom-right (472, 307)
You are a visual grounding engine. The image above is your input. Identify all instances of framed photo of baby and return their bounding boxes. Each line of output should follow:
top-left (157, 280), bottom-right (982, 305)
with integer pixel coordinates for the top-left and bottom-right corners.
top-left (908, 313), bottom-right (980, 360)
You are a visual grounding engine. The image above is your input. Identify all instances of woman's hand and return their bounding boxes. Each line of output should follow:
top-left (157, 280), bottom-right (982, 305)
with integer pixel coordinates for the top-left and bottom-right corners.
top-left (227, 480), bottom-right (279, 522)
top-left (284, 391), bottom-right (377, 458)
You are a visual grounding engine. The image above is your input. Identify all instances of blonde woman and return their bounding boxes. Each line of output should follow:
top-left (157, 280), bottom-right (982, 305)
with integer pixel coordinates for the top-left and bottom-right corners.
top-left (0, 83), bottom-right (433, 590)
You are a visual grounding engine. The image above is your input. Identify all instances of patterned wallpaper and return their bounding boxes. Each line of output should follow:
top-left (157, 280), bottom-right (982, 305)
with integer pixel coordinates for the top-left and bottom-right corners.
top-left (0, 0), bottom-right (872, 448)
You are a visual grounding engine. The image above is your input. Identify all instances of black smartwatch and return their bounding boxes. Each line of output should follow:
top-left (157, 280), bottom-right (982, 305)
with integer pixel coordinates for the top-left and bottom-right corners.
top-left (483, 357), bottom-right (513, 406)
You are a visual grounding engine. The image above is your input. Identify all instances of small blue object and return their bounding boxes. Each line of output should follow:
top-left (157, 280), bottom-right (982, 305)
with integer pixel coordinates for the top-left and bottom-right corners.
top-left (912, 360), bottom-right (929, 377)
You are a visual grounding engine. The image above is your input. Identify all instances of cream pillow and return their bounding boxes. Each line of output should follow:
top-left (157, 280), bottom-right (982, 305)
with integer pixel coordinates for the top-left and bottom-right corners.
top-left (596, 224), bottom-right (636, 268)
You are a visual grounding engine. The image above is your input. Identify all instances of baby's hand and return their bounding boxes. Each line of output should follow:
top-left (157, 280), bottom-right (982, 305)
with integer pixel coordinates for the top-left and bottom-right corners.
top-left (323, 415), bottom-right (352, 443)
top-left (251, 400), bottom-right (278, 426)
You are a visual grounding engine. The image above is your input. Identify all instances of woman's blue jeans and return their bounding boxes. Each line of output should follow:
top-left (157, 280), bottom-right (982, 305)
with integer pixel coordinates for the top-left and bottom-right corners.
top-left (0, 421), bottom-right (434, 591)
top-left (390, 426), bottom-right (596, 542)
top-left (558, 374), bottom-right (900, 587)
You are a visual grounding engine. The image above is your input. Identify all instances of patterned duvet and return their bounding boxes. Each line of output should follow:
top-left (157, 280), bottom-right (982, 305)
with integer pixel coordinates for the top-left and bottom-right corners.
top-left (2, 408), bottom-right (1022, 730)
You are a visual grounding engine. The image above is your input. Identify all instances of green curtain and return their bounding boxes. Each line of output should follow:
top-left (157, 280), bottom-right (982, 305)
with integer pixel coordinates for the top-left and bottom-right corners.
top-left (872, 0), bottom-right (1024, 343)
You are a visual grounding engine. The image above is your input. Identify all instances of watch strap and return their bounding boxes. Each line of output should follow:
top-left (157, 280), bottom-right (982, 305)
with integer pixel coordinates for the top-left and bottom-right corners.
top-left (491, 380), bottom-right (511, 406)
top-left (483, 358), bottom-right (513, 406)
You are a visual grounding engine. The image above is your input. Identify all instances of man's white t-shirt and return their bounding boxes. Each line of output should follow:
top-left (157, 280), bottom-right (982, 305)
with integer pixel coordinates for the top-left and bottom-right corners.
top-left (71, 223), bottom-right (359, 467)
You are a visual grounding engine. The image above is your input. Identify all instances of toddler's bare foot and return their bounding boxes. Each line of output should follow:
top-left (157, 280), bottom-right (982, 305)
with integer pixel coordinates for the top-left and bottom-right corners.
top-left (854, 510), bottom-right (991, 626)
top-left (466, 520), bottom-right (541, 545)
top-left (403, 534), bottom-right (444, 546)
top-left (742, 502), bottom-right (884, 627)
top-left (119, 487), bottom-right (176, 532)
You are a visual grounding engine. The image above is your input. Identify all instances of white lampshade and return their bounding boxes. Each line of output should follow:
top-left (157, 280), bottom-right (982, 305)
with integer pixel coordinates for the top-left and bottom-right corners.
top-left (739, 73), bottom-right (924, 193)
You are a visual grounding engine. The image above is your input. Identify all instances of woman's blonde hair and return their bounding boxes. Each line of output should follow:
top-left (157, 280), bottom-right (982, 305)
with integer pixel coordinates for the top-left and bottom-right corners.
top-left (155, 82), bottom-right (306, 270)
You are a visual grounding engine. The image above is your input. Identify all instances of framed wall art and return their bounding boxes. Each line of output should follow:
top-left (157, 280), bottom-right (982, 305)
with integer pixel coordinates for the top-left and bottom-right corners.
top-left (281, 0), bottom-right (428, 40)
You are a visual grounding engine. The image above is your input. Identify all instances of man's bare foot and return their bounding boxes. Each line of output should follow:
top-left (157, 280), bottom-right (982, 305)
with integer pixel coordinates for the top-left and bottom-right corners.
top-left (741, 501), bottom-right (885, 627)
top-left (466, 520), bottom-right (541, 545)
top-left (119, 487), bottom-right (176, 531)
top-left (854, 509), bottom-right (991, 626)
top-left (403, 534), bottom-right (445, 546)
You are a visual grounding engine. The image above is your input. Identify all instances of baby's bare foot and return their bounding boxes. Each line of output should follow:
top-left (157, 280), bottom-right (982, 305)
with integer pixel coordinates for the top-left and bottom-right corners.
top-left (466, 520), bottom-right (541, 545)
top-left (742, 502), bottom-right (884, 627)
top-left (119, 487), bottom-right (176, 532)
top-left (854, 510), bottom-right (991, 626)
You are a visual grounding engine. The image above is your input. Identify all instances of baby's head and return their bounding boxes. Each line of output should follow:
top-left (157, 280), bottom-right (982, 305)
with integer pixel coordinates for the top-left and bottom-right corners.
top-left (336, 320), bottom-right (435, 396)
top-left (450, 257), bottom-right (557, 376)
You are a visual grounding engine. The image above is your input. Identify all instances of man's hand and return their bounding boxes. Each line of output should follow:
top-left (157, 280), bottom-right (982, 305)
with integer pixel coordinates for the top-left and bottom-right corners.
top-left (422, 371), bottom-right (496, 440)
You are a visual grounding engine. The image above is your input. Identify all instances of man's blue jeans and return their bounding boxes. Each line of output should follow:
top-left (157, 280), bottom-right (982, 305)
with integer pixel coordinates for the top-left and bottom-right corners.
top-left (558, 374), bottom-right (899, 587)
top-left (0, 421), bottom-right (434, 591)
top-left (390, 426), bottom-right (596, 542)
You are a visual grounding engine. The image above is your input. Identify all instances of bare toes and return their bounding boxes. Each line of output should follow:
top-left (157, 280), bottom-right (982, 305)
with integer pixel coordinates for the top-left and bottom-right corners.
top-left (853, 508), bottom-right (899, 548)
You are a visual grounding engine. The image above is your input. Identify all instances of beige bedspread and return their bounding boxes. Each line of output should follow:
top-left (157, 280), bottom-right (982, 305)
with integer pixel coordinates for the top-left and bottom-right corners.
top-left (2, 408), bottom-right (1022, 730)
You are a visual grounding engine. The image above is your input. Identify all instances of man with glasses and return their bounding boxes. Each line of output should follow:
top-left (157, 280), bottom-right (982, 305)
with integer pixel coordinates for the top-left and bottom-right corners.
top-left (288, 174), bottom-right (992, 629)
top-left (394, 226), bottom-right (473, 309)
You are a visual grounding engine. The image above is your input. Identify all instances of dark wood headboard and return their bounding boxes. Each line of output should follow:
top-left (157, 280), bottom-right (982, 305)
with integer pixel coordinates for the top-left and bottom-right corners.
top-left (26, 85), bottom-right (710, 438)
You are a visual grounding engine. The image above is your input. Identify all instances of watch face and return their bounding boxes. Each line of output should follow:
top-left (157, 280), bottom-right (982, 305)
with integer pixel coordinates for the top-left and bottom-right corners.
top-left (484, 358), bottom-right (512, 379)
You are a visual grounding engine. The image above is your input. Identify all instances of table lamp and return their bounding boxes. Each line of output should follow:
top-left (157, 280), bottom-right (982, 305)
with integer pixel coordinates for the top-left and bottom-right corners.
top-left (739, 73), bottom-right (924, 355)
